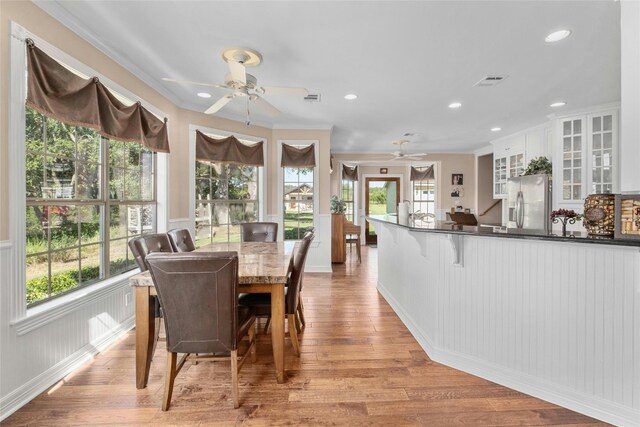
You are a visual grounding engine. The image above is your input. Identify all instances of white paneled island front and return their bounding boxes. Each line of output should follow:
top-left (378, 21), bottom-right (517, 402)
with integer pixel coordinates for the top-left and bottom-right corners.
top-left (368, 215), bottom-right (640, 426)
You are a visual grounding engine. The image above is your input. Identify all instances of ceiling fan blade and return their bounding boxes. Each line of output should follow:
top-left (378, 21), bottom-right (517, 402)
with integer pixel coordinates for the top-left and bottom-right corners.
top-left (390, 156), bottom-right (403, 161)
top-left (258, 86), bottom-right (309, 96)
top-left (406, 153), bottom-right (427, 157)
top-left (204, 95), bottom-right (234, 114)
top-left (162, 77), bottom-right (230, 89)
top-left (251, 95), bottom-right (280, 116)
top-left (228, 60), bottom-right (246, 84)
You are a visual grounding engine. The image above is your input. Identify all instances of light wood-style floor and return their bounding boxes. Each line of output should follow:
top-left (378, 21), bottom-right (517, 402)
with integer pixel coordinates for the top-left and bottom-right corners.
top-left (4, 246), bottom-right (607, 426)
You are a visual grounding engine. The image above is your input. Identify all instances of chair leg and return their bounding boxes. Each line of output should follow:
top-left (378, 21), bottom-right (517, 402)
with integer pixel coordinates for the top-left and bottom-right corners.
top-left (287, 314), bottom-right (301, 356)
top-left (249, 322), bottom-right (257, 363)
top-left (162, 351), bottom-right (177, 411)
top-left (297, 298), bottom-right (306, 327)
top-left (263, 316), bottom-right (271, 334)
top-left (231, 349), bottom-right (239, 408)
top-left (356, 236), bottom-right (362, 263)
top-left (295, 308), bottom-right (303, 333)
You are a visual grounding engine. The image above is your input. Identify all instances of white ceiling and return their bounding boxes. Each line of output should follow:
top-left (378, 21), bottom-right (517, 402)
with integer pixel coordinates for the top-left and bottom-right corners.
top-left (34, 1), bottom-right (620, 155)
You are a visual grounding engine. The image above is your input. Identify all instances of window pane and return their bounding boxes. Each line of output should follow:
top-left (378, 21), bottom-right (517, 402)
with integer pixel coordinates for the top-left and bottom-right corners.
top-left (79, 243), bottom-right (101, 286)
top-left (125, 169), bottom-right (142, 200)
top-left (603, 115), bottom-right (612, 131)
top-left (108, 140), bottom-right (125, 169)
top-left (573, 119), bottom-right (581, 134)
top-left (603, 133), bottom-right (612, 149)
top-left (593, 134), bottom-right (601, 150)
top-left (563, 121), bottom-right (571, 136)
top-left (109, 238), bottom-right (136, 276)
top-left (109, 166), bottom-right (124, 199)
top-left (26, 253), bottom-right (49, 305)
top-left (50, 206), bottom-right (79, 247)
top-left (26, 205), bottom-right (47, 255)
top-left (592, 117), bottom-right (601, 132)
top-left (26, 152), bottom-right (45, 198)
top-left (110, 205), bottom-right (127, 239)
top-left (75, 161), bottom-right (100, 199)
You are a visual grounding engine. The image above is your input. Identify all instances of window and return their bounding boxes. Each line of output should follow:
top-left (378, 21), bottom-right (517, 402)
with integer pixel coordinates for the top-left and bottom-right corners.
top-left (283, 167), bottom-right (314, 240)
top-left (25, 108), bottom-right (156, 306)
top-left (412, 169), bottom-right (435, 215)
top-left (194, 161), bottom-right (259, 246)
top-left (341, 179), bottom-right (355, 222)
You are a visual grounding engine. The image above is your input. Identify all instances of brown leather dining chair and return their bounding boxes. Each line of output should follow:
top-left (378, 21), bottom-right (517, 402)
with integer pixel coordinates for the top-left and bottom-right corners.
top-left (129, 233), bottom-right (175, 271)
top-left (240, 222), bottom-right (278, 242)
top-left (167, 228), bottom-right (196, 252)
top-left (145, 252), bottom-right (257, 410)
top-left (239, 231), bottom-right (314, 356)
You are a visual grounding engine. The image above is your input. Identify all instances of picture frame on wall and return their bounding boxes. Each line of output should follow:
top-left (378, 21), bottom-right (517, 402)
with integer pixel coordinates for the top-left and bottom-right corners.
top-left (614, 194), bottom-right (640, 240)
top-left (452, 173), bottom-right (463, 185)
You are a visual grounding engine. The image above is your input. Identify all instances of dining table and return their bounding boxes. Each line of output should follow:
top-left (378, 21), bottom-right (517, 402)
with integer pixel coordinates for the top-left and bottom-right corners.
top-left (129, 241), bottom-right (296, 389)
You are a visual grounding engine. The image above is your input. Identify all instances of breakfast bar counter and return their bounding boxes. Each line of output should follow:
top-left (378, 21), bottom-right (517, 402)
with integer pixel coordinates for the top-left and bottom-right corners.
top-left (367, 215), bottom-right (640, 426)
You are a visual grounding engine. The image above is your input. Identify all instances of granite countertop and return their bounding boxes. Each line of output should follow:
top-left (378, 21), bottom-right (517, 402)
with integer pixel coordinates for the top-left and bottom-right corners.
top-left (367, 214), bottom-right (640, 248)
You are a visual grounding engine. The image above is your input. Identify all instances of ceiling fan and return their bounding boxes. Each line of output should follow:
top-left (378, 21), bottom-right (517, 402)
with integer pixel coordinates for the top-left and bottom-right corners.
top-left (162, 47), bottom-right (308, 120)
top-left (390, 140), bottom-right (426, 160)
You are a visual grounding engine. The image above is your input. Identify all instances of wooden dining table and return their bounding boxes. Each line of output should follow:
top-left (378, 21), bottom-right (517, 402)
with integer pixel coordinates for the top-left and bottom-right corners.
top-left (129, 241), bottom-right (296, 389)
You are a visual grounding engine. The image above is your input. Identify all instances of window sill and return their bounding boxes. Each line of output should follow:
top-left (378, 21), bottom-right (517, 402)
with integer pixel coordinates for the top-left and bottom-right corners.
top-left (11, 269), bottom-right (139, 336)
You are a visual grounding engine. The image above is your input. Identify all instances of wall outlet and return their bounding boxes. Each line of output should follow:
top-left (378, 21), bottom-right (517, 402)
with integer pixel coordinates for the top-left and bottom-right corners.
top-left (125, 293), bottom-right (131, 306)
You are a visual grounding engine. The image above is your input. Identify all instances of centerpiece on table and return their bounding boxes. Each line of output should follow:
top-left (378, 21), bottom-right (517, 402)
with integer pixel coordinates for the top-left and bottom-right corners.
top-left (550, 208), bottom-right (582, 236)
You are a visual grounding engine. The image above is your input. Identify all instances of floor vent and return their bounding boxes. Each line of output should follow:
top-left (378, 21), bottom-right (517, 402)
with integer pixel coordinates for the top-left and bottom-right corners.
top-left (474, 75), bottom-right (508, 87)
top-left (304, 93), bottom-right (321, 102)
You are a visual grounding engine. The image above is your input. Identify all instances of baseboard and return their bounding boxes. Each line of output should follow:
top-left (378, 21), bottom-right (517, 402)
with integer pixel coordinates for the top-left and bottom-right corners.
top-left (377, 282), bottom-right (639, 427)
top-left (0, 317), bottom-right (135, 422)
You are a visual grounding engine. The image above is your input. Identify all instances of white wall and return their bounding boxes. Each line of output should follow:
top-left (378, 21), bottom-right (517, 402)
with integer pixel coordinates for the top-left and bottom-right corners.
top-left (620, 0), bottom-right (640, 192)
top-left (373, 220), bottom-right (640, 426)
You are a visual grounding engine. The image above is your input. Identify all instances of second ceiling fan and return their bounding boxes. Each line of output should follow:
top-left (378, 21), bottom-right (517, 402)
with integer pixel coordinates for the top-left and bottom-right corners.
top-left (390, 140), bottom-right (426, 160)
top-left (163, 47), bottom-right (308, 119)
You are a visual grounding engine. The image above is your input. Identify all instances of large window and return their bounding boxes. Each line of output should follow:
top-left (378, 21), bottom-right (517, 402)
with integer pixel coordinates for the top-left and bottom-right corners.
top-left (25, 108), bottom-right (155, 306)
top-left (341, 179), bottom-right (355, 222)
top-left (412, 171), bottom-right (435, 216)
top-left (194, 161), bottom-right (259, 246)
top-left (284, 167), bottom-right (314, 240)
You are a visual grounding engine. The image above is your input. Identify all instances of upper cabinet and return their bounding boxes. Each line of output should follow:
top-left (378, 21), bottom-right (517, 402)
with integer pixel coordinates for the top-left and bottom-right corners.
top-left (492, 124), bottom-right (549, 199)
top-left (554, 107), bottom-right (618, 207)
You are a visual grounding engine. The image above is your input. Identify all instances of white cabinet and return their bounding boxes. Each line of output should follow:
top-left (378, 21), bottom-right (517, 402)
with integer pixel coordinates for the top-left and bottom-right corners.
top-left (554, 108), bottom-right (618, 207)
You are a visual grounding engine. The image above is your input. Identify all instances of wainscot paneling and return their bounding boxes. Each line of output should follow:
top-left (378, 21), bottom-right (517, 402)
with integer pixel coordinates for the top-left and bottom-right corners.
top-left (374, 222), bottom-right (640, 426)
top-left (0, 241), bottom-right (136, 421)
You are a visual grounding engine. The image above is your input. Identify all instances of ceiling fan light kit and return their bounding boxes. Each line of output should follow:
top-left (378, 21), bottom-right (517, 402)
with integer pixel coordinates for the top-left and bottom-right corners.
top-left (389, 139), bottom-right (426, 160)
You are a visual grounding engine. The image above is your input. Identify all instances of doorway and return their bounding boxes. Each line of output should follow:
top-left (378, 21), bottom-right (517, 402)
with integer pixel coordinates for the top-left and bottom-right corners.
top-left (365, 177), bottom-right (400, 244)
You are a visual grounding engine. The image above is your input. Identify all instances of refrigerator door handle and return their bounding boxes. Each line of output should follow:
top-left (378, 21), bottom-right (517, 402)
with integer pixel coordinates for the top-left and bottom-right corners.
top-left (516, 191), bottom-right (524, 228)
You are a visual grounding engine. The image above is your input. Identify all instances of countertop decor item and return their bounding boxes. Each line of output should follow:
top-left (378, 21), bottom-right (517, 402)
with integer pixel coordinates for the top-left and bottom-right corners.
top-left (330, 195), bottom-right (346, 214)
top-left (522, 156), bottom-right (552, 176)
top-left (614, 193), bottom-right (640, 240)
top-left (551, 209), bottom-right (582, 236)
top-left (583, 193), bottom-right (615, 236)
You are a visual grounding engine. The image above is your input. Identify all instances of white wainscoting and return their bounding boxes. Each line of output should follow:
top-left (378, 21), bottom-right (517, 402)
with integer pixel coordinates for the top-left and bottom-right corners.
top-left (0, 241), bottom-right (136, 421)
top-left (374, 222), bottom-right (640, 426)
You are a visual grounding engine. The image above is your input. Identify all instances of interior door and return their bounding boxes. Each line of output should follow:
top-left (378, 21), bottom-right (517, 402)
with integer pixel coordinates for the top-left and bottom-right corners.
top-left (365, 177), bottom-right (400, 245)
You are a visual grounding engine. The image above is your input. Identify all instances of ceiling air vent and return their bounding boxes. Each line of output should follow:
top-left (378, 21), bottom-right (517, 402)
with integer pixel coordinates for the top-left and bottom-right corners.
top-left (303, 93), bottom-right (321, 102)
top-left (474, 75), bottom-right (508, 87)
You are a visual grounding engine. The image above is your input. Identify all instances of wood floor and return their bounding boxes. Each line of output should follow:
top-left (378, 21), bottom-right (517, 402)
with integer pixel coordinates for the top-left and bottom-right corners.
top-left (4, 246), bottom-right (607, 426)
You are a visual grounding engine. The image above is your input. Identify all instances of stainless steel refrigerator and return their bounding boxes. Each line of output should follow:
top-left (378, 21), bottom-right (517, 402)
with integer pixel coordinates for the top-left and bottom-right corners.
top-left (506, 174), bottom-right (552, 231)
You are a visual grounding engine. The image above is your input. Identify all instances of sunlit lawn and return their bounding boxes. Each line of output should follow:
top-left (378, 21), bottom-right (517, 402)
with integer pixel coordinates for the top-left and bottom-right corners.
top-left (368, 203), bottom-right (389, 215)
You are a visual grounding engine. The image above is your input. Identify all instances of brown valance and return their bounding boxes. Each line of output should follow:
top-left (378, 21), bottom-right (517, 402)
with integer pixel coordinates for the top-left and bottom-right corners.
top-left (195, 130), bottom-right (264, 166)
top-left (342, 164), bottom-right (358, 181)
top-left (26, 39), bottom-right (169, 153)
top-left (281, 143), bottom-right (316, 168)
top-left (410, 165), bottom-right (434, 181)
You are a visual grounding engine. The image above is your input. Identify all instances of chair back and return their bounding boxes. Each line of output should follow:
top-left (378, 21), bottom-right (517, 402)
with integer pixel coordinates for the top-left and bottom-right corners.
top-left (167, 228), bottom-right (196, 252)
top-left (145, 252), bottom-right (241, 354)
top-left (286, 232), bottom-right (314, 315)
top-left (128, 233), bottom-right (174, 272)
top-left (240, 222), bottom-right (278, 242)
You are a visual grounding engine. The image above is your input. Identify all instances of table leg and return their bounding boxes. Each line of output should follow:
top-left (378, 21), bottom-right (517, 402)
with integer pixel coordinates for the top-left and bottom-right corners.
top-left (135, 287), bottom-right (156, 389)
top-left (270, 282), bottom-right (285, 383)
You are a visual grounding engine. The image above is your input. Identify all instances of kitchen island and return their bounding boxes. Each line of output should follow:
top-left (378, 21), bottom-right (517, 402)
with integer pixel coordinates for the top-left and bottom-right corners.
top-left (367, 215), bottom-right (639, 426)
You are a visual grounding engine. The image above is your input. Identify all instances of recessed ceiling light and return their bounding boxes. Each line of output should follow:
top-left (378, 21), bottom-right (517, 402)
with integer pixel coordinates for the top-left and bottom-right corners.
top-left (550, 101), bottom-right (567, 107)
top-left (344, 93), bottom-right (358, 100)
top-left (491, 127), bottom-right (502, 132)
top-left (197, 92), bottom-right (212, 99)
top-left (448, 102), bottom-right (462, 109)
top-left (545, 29), bottom-right (572, 43)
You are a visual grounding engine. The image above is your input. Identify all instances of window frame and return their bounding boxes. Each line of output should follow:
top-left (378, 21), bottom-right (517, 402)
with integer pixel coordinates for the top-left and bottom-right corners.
top-left (8, 22), bottom-right (169, 324)
top-left (341, 178), bottom-right (357, 223)
top-left (188, 125), bottom-right (266, 244)
top-left (277, 140), bottom-right (319, 241)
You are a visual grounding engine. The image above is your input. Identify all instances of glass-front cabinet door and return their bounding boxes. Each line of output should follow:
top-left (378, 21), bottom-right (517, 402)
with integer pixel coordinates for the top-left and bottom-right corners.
top-left (494, 156), bottom-right (507, 197)
top-left (556, 109), bottom-right (618, 207)
top-left (561, 118), bottom-right (583, 202)
top-left (590, 113), bottom-right (615, 194)
top-left (509, 153), bottom-right (525, 178)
